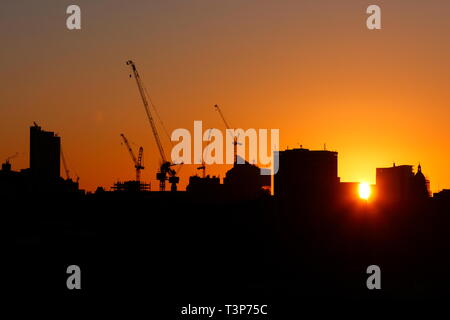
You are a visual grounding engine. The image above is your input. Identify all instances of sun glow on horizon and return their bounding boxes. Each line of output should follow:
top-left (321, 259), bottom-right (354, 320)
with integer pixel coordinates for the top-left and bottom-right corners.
top-left (358, 182), bottom-right (371, 200)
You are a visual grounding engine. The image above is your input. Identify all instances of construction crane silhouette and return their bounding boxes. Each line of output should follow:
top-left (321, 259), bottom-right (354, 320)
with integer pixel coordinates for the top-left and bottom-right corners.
top-left (60, 146), bottom-right (70, 180)
top-left (126, 60), bottom-right (180, 191)
top-left (5, 152), bottom-right (18, 164)
top-left (214, 104), bottom-right (240, 165)
top-left (196, 128), bottom-right (213, 178)
top-left (120, 133), bottom-right (144, 182)
top-left (60, 147), bottom-right (79, 182)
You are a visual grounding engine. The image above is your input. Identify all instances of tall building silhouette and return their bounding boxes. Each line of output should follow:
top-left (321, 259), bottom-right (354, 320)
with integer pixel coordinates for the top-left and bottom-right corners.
top-left (30, 123), bottom-right (60, 180)
top-left (274, 148), bottom-right (340, 201)
top-left (376, 164), bottom-right (413, 203)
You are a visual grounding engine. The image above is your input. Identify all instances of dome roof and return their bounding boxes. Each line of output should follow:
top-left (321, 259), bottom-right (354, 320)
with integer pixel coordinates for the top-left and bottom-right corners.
top-left (414, 164), bottom-right (426, 182)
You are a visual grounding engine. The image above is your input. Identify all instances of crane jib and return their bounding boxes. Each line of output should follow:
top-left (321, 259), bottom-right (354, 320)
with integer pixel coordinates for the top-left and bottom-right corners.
top-left (128, 61), bottom-right (167, 163)
top-left (126, 60), bottom-right (180, 192)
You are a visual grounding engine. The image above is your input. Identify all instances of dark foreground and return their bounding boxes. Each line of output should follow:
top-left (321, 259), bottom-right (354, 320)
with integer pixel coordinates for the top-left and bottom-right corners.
top-left (4, 191), bottom-right (450, 315)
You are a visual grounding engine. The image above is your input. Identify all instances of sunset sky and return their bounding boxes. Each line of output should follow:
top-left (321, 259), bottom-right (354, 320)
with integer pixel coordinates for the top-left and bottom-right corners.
top-left (1, 0), bottom-right (450, 192)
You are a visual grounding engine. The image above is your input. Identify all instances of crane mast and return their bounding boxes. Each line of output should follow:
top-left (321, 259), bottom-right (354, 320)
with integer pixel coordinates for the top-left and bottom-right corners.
top-left (196, 128), bottom-right (212, 178)
top-left (214, 104), bottom-right (238, 165)
top-left (137, 147), bottom-right (144, 181)
top-left (126, 60), bottom-right (179, 191)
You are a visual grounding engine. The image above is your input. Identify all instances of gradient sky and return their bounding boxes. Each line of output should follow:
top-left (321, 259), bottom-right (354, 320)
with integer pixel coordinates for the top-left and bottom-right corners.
top-left (1, 0), bottom-right (450, 192)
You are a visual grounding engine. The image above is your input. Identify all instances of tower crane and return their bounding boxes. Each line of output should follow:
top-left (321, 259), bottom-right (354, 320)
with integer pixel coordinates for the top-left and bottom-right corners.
top-left (120, 133), bottom-right (144, 182)
top-left (60, 147), bottom-right (80, 182)
top-left (214, 104), bottom-right (239, 165)
top-left (126, 60), bottom-right (180, 191)
top-left (196, 128), bottom-right (213, 178)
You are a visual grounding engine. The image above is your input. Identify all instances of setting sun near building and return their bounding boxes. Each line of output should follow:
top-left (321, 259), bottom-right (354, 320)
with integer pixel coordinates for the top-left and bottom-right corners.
top-left (358, 182), bottom-right (371, 200)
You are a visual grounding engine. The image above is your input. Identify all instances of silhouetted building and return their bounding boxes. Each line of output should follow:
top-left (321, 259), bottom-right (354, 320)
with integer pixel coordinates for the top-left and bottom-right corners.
top-left (434, 189), bottom-right (450, 202)
top-left (112, 180), bottom-right (150, 192)
top-left (274, 148), bottom-right (340, 202)
top-left (223, 156), bottom-right (270, 199)
top-left (60, 178), bottom-right (82, 194)
top-left (2, 160), bottom-right (12, 172)
top-left (30, 123), bottom-right (60, 180)
top-left (376, 164), bottom-right (412, 203)
top-left (413, 164), bottom-right (431, 198)
top-left (187, 175), bottom-right (222, 194)
top-left (0, 160), bottom-right (32, 195)
top-left (1, 124), bottom-right (82, 195)
top-left (376, 163), bottom-right (429, 204)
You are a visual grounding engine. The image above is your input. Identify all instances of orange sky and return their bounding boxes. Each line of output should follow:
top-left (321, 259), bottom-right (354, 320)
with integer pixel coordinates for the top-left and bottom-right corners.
top-left (1, 0), bottom-right (449, 192)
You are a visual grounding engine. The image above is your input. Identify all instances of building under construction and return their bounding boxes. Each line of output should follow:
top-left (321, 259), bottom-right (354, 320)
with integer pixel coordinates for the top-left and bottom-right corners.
top-left (112, 133), bottom-right (150, 192)
top-left (112, 180), bottom-right (151, 192)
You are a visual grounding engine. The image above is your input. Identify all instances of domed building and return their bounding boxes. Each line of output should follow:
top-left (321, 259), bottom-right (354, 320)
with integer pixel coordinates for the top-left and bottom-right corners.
top-left (412, 164), bottom-right (431, 199)
top-left (223, 156), bottom-right (271, 199)
top-left (375, 163), bottom-right (431, 204)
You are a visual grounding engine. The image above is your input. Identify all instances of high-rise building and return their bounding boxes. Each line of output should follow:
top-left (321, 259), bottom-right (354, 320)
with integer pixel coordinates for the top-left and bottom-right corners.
top-left (274, 148), bottom-right (340, 201)
top-left (30, 123), bottom-right (60, 180)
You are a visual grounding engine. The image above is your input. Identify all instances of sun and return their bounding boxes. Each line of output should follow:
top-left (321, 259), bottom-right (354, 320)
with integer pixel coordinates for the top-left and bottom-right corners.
top-left (358, 182), bottom-right (371, 200)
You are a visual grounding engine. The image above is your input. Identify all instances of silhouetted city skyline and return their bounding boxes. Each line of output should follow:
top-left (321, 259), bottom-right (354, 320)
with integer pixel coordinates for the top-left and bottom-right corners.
top-left (1, 123), bottom-right (447, 203)
top-left (3, 1), bottom-right (450, 195)
top-left (3, 1), bottom-right (450, 313)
